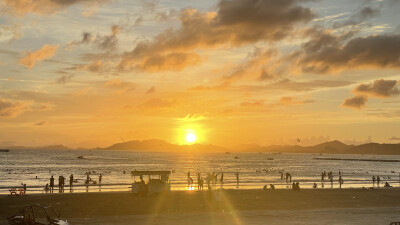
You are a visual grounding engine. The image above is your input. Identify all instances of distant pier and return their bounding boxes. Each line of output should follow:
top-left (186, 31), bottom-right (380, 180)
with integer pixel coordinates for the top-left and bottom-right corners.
top-left (314, 157), bottom-right (400, 163)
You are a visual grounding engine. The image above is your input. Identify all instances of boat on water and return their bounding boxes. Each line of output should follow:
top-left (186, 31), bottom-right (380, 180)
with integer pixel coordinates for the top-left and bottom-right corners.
top-left (77, 155), bottom-right (85, 159)
top-left (0, 149), bottom-right (10, 152)
top-left (234, 156), bottom-right (239, 159)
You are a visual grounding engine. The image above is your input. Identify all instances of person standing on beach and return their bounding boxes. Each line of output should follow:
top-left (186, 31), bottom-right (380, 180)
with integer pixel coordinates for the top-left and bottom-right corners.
top-left (372, 176), bottom-right (376, 186)
top-left (199, 177), bottom-right (204, 190)
top-left (377, 176), bottom-right (381, 186)
top-left (330, 176), bottom-right (333, 188)
top-left (58, 176), bottom-right (61, 191)
top-left (206, 173), bottom-right (211, 190)
top-left (69, 174), bottom-right (74, 189)
top-left (220, 173), bottom-right (224, 183)
top-left (99, 174), bottom-right (102, 184)
top-left (197, 172), bottom-right (201, 190)
top-left (339, 176), bottom-right (344, 188)
top-left (50, 176), bottom-right (54, 193)
top-left (235, 172), bottom-right (239, 187)
top-left (62, 176), bottom-right (65, 191)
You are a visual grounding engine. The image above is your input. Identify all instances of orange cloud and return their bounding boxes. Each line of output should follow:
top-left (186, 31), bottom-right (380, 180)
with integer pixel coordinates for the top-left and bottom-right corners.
top-left (240, 100), bottom-right (265, 108)
top-left (139, 52), bottom-right (201, 72)
top-left (278, 96), bottom-right (314, 106)
top-left (0, 99), bottom-right (32, 118)
top-left (1, 0), bottom-right (111, 16)
top-left (104, 78), bottom-right (136, 95)
top-left (19, 44), bottom-right (58, 69)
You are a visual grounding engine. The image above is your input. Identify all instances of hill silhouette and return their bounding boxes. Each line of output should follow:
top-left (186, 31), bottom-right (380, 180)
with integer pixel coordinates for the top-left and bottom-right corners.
top-left (2, 139), bottom-right (400, 155)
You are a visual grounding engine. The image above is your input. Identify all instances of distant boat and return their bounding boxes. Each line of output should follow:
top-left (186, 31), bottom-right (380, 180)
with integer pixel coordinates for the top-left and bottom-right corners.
top-left (225, 152), bottom-right (231, 154)
top-left (77, 156), bottom-right (85, 159)
top-left (234, 156), bottom-right (239, 159)
top-left (0, 149), bottom-right (10, 152)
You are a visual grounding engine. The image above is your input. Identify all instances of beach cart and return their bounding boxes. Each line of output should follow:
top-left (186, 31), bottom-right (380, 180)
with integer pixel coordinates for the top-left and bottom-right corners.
top-left (131, 170), bottom-right (171, 195)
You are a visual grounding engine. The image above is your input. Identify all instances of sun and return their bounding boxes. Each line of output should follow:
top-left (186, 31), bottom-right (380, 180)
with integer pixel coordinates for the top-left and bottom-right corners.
top-left (185, 133), bottom-right (196, 143)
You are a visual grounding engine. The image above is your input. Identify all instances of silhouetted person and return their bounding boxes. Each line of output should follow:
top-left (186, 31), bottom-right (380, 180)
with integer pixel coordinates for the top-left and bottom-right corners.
top-left (377, 176), bottom-right (381, 186)
top-left (339, 176), bottom-right (344, 188)
top-left (99, 174), bottom-right (102, 184)
top-left (330, 176), bottom-right (333, 188)
top-left (384, 182), bottom-right (392, 188)
top-left (372, 176), bottom-right (375, 186)
top-left (140, 175), bottom-right (145, 184)
top-left (50, 176), bottom-right (54, 193)
top-left (313, 182), bottom-right (317, 189)
top-left (199, 177), bottom-right (204, 190)
top-left (270, 184), bottom-right (275, 190)
top-left (45, 184), bottom-right (49, 193)
top-left (235, 172), bottom-right (239, 187)
top-left (220, 173), bottom-right (224, 183)
top-left (69, 174), bottom-right (74, 188)
top-left (206, 173), bottom-right (211, 190)
top-left (197, 172), bottom-right (201, 189)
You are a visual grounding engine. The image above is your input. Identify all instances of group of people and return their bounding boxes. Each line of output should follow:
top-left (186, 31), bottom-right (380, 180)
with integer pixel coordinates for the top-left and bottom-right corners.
top-left (188, 171), bottom-right (228, 190)
top-left (44, 173), bottom-right (102, 193)
top-left (280, 171), bottom-right (292, 183)
top-left (372, 175), bottom-right (381, 186)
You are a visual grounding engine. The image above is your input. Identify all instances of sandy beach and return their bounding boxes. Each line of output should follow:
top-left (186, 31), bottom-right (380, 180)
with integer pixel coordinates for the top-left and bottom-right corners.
top-left (1, 189), bottom-right (400, 224)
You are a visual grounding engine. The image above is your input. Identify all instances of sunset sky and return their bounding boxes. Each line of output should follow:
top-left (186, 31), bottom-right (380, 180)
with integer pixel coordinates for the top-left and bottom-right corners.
top-left (0, 0), bottom-right (399, 148)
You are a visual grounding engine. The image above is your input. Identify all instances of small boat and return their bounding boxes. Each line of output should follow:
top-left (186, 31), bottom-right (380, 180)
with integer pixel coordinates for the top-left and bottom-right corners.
top-left (0, 149), bottom-right (10, 152)
top-left (225, 152), bottom-right (231, 154)
top-left (77, 156), bottom-right (85, 159)
top-left (234, 156), bottom-right (239, 159)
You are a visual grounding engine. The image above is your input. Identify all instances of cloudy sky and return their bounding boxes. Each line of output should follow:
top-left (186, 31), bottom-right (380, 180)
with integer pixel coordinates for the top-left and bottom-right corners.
top-left (0, 0), bottom-right (399, 148)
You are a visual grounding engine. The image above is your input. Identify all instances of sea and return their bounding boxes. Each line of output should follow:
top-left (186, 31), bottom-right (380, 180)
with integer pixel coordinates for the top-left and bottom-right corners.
top-left (1, 149), bottom-right (399, 195)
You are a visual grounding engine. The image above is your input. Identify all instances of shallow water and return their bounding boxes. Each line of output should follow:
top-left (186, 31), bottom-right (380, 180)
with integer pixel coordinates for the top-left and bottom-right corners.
top-left (1, 150), bottom-right (400, 194)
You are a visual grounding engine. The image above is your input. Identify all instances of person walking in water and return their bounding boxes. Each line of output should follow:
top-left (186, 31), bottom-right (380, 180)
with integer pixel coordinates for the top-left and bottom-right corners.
top-left (99, 174), bottom-right (102, 184)
top-left (372, 176), bottom-right (376, 186)
top-left (330, 176), bottom-right (333, 188)
top-left (377, 176), bottom-right (381, 186)
top-left (220, 173), bottom-right (224, 183)
top-left (50, 176), bottom-right (54, 193)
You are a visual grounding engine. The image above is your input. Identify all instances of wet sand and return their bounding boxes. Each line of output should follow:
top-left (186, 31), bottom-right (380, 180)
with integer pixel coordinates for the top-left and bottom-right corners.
top-left (1, 189), bottom-right (400, 224)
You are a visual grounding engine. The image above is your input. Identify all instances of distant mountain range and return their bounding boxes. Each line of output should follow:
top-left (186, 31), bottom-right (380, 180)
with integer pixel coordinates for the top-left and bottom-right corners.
top-left (2, 139), bottom-right (400, 155)
top-left (99, 139), bottom-right (226, 153)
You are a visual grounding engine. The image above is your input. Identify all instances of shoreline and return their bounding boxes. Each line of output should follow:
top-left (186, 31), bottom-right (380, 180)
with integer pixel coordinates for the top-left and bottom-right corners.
top-left (1, 184), bottom-right (398, 196)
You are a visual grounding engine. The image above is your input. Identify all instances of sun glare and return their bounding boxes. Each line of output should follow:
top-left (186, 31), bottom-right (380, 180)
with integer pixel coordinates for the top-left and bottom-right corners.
top-left (185, 133), bottom-right (196, 143)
